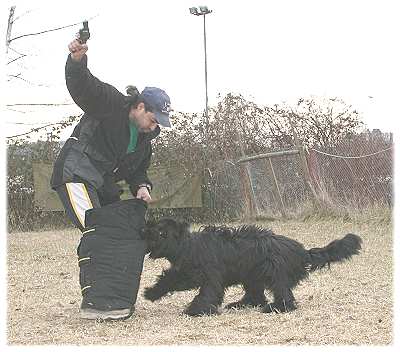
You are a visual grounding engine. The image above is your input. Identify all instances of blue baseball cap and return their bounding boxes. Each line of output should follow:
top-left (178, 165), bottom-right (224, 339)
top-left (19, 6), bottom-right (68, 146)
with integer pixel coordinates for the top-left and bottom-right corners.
top-left (141, 87), bottom-right (172, 127)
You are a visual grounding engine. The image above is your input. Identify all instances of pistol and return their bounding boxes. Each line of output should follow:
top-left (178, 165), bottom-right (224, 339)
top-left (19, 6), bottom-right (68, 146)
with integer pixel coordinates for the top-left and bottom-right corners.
top-left (78, 21), bottom-right (90, 44)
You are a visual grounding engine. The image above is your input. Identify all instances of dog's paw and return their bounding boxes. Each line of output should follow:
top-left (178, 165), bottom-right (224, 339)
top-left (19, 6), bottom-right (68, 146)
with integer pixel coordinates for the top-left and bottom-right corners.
top-left (225, 301), bottom-right (247, 310)
top-left (226, 298), bottom-right (267, 310)
top-left (262, 301), bottom-right (297, 313)
top-left (184, 303), bottom-right (220, 317)
top-left (143, 287), bottom-right (161, 302)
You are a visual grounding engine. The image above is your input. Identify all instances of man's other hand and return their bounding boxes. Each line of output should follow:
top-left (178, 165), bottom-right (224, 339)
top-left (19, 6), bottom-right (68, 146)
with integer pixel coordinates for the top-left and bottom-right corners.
top-left (136, 186), bottom-right (152, 203)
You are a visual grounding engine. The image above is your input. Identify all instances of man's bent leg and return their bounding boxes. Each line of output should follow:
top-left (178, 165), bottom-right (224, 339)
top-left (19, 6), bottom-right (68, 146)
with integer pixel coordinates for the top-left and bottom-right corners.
top-left (55, 182), bottom-right (100, 231)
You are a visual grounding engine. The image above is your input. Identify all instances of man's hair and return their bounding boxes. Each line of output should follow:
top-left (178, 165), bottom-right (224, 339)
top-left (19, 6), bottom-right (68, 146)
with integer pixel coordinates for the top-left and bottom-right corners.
top-left (125, 85), bottom-right (153, 112)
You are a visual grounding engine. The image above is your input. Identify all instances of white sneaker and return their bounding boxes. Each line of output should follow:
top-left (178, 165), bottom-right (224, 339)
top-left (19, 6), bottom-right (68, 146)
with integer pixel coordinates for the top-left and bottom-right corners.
top-left (80, 307), bottom-right (133, 321)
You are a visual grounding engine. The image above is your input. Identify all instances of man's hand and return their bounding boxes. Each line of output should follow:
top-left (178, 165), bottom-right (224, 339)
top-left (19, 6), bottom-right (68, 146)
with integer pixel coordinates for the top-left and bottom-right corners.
top-left (68, 39), bottom-right (88, 62)
top-left (136, 186), bottom-right (152, 203)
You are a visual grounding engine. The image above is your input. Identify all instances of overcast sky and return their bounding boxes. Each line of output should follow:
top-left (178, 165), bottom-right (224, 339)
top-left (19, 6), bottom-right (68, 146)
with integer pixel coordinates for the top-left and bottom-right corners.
top-left (3, 0), bottom-right (399, 139)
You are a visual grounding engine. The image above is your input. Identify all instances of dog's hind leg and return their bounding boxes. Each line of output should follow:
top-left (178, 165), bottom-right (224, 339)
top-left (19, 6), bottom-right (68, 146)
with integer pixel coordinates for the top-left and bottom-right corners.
top-left (184, 272), bottom-right (225, 317)
top-left (262, 280), bottom-right (297, 313)
top-left (225, 281), bottom-right (267, 310)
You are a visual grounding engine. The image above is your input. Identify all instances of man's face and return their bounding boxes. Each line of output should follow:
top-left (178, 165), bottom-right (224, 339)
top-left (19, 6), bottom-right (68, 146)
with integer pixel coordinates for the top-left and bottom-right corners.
top-left (129, 103), bottom-right (158, 132)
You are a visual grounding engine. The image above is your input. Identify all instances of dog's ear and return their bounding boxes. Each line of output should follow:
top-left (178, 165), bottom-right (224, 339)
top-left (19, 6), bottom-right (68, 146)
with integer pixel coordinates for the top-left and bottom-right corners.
top-left (179, 221), bottom-right (190, 233)
top-left (144, 218), bottom-right (156, 227)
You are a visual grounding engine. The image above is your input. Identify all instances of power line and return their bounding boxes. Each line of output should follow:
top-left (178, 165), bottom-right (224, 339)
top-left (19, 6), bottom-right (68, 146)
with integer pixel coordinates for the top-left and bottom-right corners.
top-left (6, 103), bottom-right (73, 106)
top-left (6, 115), bottom-right (82, 139)
top-left (6, 121), bottom-right (59, 125)
top-left (8, 14), bottom-right (99, 43)
top-left (7, 74), bottom-right (51, 87)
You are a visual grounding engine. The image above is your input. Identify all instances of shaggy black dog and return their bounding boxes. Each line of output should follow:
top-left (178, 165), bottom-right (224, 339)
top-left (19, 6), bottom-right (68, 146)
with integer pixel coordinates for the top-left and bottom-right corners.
top-left (142, 218), bottom-right (361, 317)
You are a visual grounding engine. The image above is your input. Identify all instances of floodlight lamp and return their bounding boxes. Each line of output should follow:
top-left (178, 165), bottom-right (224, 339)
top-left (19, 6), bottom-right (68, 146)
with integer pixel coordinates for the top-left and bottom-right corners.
top-left (189, 7), bottom-right (199, 15)
top-left (199, 6), bottom-right (212, 14)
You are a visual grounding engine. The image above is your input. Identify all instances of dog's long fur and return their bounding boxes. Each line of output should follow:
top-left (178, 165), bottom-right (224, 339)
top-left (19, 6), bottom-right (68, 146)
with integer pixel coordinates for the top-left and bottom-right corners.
top-left (142, 218), bottom-right (362, 316)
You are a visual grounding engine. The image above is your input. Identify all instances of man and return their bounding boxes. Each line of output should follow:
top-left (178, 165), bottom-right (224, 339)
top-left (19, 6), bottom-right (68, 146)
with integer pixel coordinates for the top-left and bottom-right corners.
top-left (50, 38), bottom-right (172, 320)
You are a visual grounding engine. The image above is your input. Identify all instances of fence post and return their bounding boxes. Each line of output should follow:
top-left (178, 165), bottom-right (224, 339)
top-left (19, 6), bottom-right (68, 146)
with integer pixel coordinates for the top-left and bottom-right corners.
top-left (287, 113), bottom-right (322, 208)
top-left (235, 125), bottom-right (259, 218)
top-left (267, 157), bottom-right (287, 217)
top-left (238, 165), bottom-right (257, 218)
top-left (237, 150), bottom-right (300, 218)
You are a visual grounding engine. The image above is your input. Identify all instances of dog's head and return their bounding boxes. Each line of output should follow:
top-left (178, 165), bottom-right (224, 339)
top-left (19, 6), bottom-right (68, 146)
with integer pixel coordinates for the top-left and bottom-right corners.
top-left (142, 218), bottom-right (189, 259)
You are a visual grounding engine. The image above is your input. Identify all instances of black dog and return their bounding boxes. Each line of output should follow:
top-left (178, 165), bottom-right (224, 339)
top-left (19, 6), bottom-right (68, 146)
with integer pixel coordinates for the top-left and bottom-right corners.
top-left (142, 218), bottom-right (361, 317)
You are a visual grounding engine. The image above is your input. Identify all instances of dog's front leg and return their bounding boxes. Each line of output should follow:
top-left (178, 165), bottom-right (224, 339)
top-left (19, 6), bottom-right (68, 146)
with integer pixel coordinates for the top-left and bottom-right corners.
top-left (184, 272), bottom-right (224, 317)
top-left (144, 268), bottom-right (190, 302)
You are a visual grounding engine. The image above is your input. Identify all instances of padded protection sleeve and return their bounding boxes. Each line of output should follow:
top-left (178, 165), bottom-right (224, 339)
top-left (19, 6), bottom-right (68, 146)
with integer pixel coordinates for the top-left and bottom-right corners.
top-left (77, 198), bottom-right (148, 310)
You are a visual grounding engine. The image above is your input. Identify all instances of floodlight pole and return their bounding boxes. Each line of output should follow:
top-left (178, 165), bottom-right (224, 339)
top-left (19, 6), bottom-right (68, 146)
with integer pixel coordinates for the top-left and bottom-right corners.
top-left (190, 6), bottom-right (212, 123)
top-left (203, 13), bottom-right (209, 123)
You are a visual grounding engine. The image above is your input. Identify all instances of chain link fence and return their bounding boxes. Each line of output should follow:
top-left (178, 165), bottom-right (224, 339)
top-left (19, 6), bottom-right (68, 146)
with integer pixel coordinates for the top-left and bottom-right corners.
top-left (308, 136), bottom-right (393, 210)
top-left (206, 153), bottom-right (310, 219)
top-left (206, 132), bottom-right (393, 218)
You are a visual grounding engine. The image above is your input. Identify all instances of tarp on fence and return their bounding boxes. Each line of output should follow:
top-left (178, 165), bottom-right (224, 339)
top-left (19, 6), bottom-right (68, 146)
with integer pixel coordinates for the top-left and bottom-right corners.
top-left (32, 162), bottom-right (202, 211)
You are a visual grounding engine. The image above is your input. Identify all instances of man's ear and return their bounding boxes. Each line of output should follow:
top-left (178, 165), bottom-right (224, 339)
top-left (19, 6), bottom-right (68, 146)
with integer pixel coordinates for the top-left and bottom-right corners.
top-left (137, 101), bottom-right (145, 111)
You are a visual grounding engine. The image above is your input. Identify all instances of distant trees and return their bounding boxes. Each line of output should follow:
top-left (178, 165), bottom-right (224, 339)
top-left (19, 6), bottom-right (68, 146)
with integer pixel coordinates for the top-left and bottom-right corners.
top-left (151, 93), bottom-right (365, 169)
top-left (5, 92), bottom-right (384, 231)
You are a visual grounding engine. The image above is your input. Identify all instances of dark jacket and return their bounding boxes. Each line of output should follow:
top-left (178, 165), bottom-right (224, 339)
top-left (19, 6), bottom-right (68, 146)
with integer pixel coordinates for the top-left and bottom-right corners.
top-left (50, 54), bottom-right (159, 201)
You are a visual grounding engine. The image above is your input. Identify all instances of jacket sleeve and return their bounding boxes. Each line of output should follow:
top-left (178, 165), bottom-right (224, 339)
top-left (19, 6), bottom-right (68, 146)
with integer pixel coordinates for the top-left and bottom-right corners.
top-left (125, 144), bottom-right (154, 196)
top-left (65, 54), bottom-right (125, 116)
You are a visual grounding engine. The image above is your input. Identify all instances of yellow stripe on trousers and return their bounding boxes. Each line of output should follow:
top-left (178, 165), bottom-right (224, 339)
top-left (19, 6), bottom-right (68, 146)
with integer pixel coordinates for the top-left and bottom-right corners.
top-left (65, 183), bottom-right (94, 228)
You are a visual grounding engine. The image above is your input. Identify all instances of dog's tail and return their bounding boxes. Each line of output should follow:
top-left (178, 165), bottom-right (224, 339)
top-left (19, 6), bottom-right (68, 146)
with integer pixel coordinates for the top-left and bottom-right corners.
top-left (306, 234), bottom-right (362, 272)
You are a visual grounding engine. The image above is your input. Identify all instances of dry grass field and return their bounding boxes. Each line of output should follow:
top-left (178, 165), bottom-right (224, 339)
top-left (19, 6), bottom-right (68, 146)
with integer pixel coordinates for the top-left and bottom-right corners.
top-left (7, 216), bottom-right (393, 346)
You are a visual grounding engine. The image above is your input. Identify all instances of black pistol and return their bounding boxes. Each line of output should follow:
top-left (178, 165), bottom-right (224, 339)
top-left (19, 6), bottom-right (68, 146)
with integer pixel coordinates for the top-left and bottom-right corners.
top-left (78, 21), bottom-right (90, 44)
